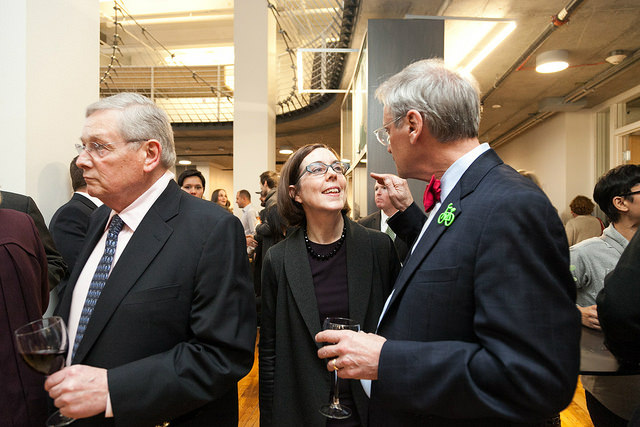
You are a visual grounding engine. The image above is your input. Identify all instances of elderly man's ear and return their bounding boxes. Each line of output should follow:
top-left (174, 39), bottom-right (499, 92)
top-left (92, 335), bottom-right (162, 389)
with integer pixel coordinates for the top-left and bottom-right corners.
top-left (406, 110), bottom-right (423, 145)
top-left (142, 139), bottom-right (162, 172)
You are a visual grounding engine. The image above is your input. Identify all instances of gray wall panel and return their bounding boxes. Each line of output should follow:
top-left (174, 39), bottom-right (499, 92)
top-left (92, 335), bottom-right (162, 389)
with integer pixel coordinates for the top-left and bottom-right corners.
top-left (365, 19), bottom-right (444, 216)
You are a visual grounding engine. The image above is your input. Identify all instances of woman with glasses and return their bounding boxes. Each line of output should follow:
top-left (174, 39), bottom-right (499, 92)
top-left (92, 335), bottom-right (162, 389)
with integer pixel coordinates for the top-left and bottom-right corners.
top-left (259, 143), bottom-right (400, 427)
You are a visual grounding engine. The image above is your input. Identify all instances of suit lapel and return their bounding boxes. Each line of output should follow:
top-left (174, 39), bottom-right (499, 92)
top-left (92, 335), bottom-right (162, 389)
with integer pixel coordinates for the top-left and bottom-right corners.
top-left (345, 220), bottom-right (372, 327)
top-left (72, 182), bottom-right (179, 363)
top-left (379, 149), bottom-right (502, 325)
top-left (382, 187), bottom-right (463, 314)
top-left (56, 206), bottom-right (111, 320)
top-left (284, 229), bottom-right (323, 348)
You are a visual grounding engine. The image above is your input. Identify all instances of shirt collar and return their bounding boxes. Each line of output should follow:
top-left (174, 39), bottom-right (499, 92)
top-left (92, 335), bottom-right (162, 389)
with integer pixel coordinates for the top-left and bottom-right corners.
top-left (380, 210), bottom-right (390, 226)
top-left (75, 191), bottom-right (103, 207)
top-left (439, 143), bottom-right (490, 202)
top-left (105, 170), bottom-right (174, 232)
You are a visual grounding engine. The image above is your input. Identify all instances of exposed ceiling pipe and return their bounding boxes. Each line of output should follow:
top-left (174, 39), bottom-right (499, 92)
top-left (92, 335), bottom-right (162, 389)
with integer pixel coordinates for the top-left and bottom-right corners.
top-left (564, 47), bottom-right (640, 103)
top-left (489, 48), bottom-right (640, 148)
top-left (481, 0), bottom-right (585, 104)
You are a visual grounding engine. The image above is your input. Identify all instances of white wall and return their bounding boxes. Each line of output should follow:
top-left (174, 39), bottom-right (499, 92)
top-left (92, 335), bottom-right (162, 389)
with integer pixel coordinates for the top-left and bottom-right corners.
top-left (495, 112), bottom-right (592, 222)
top-left (0, 1), bottom-right (99, 222)
top-left (208, 166), bottom-right (233, 203)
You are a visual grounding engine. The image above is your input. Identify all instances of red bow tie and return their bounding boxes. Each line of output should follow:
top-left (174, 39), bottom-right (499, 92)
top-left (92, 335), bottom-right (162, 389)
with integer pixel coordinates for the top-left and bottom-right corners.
top-left (423, 175), bottom-right (441, 213)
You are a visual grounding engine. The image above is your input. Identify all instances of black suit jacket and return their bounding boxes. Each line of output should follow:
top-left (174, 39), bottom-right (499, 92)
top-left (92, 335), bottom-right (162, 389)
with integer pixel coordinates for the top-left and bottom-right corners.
top-left (56, 181), bottom-right (256, 426)
top-left (370, 149), bottom-right (581, 426)
top-left (49, 193), bottom-right (97, 273)
top-left (259, 218), bottom-right (399, 427)
top-left (358, 210), bottom-right (410, 261)
top-left (0, 190), bottom-right (68, 289)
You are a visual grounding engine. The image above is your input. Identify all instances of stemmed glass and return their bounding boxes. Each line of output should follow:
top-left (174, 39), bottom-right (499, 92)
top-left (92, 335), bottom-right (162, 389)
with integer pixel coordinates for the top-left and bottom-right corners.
top-left (319, 317), bottom-right (361, 419)
top-left (14, 316), bottom-right (75, 426)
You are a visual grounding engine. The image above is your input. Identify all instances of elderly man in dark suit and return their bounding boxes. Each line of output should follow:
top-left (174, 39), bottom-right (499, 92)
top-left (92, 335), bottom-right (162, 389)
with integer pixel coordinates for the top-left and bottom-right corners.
top-left (45, 93), bottom-right (256, 426)
top-left (358, 181), bottom-right (410, 261)
top-left (316, 59), bottom-right (580, 426)
top-left (49, 156), bottom-right (100, 272)
top-left (0, 190), bottom-right (67, 289)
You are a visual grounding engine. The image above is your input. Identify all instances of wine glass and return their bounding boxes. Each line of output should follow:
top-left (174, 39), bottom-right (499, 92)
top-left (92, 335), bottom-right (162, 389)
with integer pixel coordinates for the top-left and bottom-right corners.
top-left (319, 317), bottom-right (361, 419)
top-left (14, 316), bottom-right (75, 426)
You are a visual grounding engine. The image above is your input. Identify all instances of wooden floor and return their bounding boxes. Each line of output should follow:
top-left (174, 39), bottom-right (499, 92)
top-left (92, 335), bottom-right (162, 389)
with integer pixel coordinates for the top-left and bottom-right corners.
top-left (238, 332), bottom-right (594, 426)
top-left (238, 332), bottom-right (260, 426)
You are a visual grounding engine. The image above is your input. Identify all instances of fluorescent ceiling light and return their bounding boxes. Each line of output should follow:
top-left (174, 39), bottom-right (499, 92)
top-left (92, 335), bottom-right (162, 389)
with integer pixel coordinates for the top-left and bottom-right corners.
top-left (441, 17), bottom-right (516, 73)
top-left (535, 50), bottom-right (569, 73)
top-left (462, 22), bottom-right (516, 73)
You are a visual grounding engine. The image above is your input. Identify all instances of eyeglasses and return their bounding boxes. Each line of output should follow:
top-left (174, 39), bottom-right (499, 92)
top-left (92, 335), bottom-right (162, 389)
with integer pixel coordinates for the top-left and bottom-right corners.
top-left (75, 140), bottom-right (146, 158)
top-left (75, 141), bottom-right (114, 158)
top-left (299, 161), bottom-right (349, 179)
top-left (619, 190), bottom-right (640, 198)
top-left (373, 115), bottom-right (405, 147)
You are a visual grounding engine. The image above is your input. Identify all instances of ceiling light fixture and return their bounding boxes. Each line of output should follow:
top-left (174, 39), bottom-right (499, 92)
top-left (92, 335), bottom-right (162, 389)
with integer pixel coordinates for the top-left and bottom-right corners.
top-left (279, 145), bottom-right (294, 155)
top-left (605, 50), bottom-right (629, 65)
top-left (178, 159), bottom-right (192, 165)
top-left (535, 49), bottom-right (569, 73)
top-left (462, 21), bottom-right (516, 73)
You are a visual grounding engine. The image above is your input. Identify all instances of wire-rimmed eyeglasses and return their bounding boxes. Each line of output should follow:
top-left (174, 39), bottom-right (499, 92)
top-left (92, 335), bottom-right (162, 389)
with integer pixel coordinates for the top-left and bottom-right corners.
top-left (299, 161), bottom-right (349, 180)
top-left (373, 115), bottom-right (405, 147)
top-left (75, 141), bottom-right (114, 158)
top-left (75, 140), bottom-right (146, 158)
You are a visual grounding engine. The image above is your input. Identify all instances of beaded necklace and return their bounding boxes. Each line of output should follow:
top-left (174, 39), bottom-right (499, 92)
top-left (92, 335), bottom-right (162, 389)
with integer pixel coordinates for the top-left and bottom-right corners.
top-left (304, 223), bottom-right (347, 261)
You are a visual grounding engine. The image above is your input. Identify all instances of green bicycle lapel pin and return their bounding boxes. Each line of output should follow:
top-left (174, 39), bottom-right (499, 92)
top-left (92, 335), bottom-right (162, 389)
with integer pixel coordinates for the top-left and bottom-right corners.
top-left (437, 203), bottom-right (456, 227)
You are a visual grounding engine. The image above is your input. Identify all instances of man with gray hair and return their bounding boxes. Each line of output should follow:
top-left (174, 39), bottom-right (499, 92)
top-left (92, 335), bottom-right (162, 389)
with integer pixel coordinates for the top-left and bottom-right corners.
top-left (46, 93), bottom-right (256, 426)
top-left (316, 59), bottom-right (580, 426)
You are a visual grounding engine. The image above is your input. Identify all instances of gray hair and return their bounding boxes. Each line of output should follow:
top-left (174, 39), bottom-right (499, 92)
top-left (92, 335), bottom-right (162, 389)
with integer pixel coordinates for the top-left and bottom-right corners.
top-left (375, 58), bottom-right (481, 143)
top-left (86, 93), bottom-right (176, 168)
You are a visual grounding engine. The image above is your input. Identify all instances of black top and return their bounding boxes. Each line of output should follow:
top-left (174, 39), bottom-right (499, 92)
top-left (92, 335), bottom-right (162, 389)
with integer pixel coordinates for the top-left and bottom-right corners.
top-left (308, 240), bottom-right (360, 426)
top-left (308, 240), bottom-right (349, 323)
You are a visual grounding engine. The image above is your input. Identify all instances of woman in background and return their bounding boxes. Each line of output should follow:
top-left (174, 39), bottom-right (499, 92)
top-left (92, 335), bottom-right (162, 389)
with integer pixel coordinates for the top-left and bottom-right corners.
top-left (0, 193), bottom-right (50, 426)
top-left (259, 143), bottom-right (399, 427)
top-left (177, 169), bottom-right (206, 199)
top-left (565, 195), bottom-right (604, 246)
top-left (211, 188), bottom-right (232, 213)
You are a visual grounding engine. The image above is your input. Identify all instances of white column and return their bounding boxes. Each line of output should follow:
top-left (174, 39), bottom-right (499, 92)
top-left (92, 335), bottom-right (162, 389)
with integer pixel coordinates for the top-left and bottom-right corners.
top-left (233, 0), bottom-right (277, 214)
top-left (0, 1), bottom-right (99, 222)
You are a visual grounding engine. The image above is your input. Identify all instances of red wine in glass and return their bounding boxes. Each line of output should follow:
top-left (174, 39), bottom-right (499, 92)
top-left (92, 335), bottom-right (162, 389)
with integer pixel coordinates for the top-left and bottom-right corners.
top-left (14, 316), bottom-right (75, 426)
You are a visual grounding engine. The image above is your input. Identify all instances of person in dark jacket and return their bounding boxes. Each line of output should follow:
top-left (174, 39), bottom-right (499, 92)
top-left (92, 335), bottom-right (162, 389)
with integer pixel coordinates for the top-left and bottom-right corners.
top-left (259, 143), bottom-right (399, 427)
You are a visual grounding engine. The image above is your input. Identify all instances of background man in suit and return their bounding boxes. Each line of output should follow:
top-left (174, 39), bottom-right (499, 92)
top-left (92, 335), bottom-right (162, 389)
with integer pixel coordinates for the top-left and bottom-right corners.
top-left (0, 190), bottom-right (67, 289)
top-left (316, 59), bottom-right (580, 426)
top-left (45, 93), bottom-right (256, 426)
top-left (49, 156), bottom-right (101, 272)
top-left (359, 181), bottom-right (410, 261)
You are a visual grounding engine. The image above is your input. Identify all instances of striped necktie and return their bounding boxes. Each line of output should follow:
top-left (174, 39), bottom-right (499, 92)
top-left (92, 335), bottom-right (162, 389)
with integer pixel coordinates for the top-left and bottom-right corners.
top-left (72, 215), bottom-right (125, 359)
top-left (384, 220), bottom-right (396, 240)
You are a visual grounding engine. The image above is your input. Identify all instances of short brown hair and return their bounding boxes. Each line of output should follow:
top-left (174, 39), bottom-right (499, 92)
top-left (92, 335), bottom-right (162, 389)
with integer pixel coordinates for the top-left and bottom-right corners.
top-left (260, 171), bottom-right (279, 189)
top-left (570, 195), bottom-right (595, 216)
top-left (70, 156), bottom-right (86, 191)
top-left (277, 143), bottom-right (349, 226)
